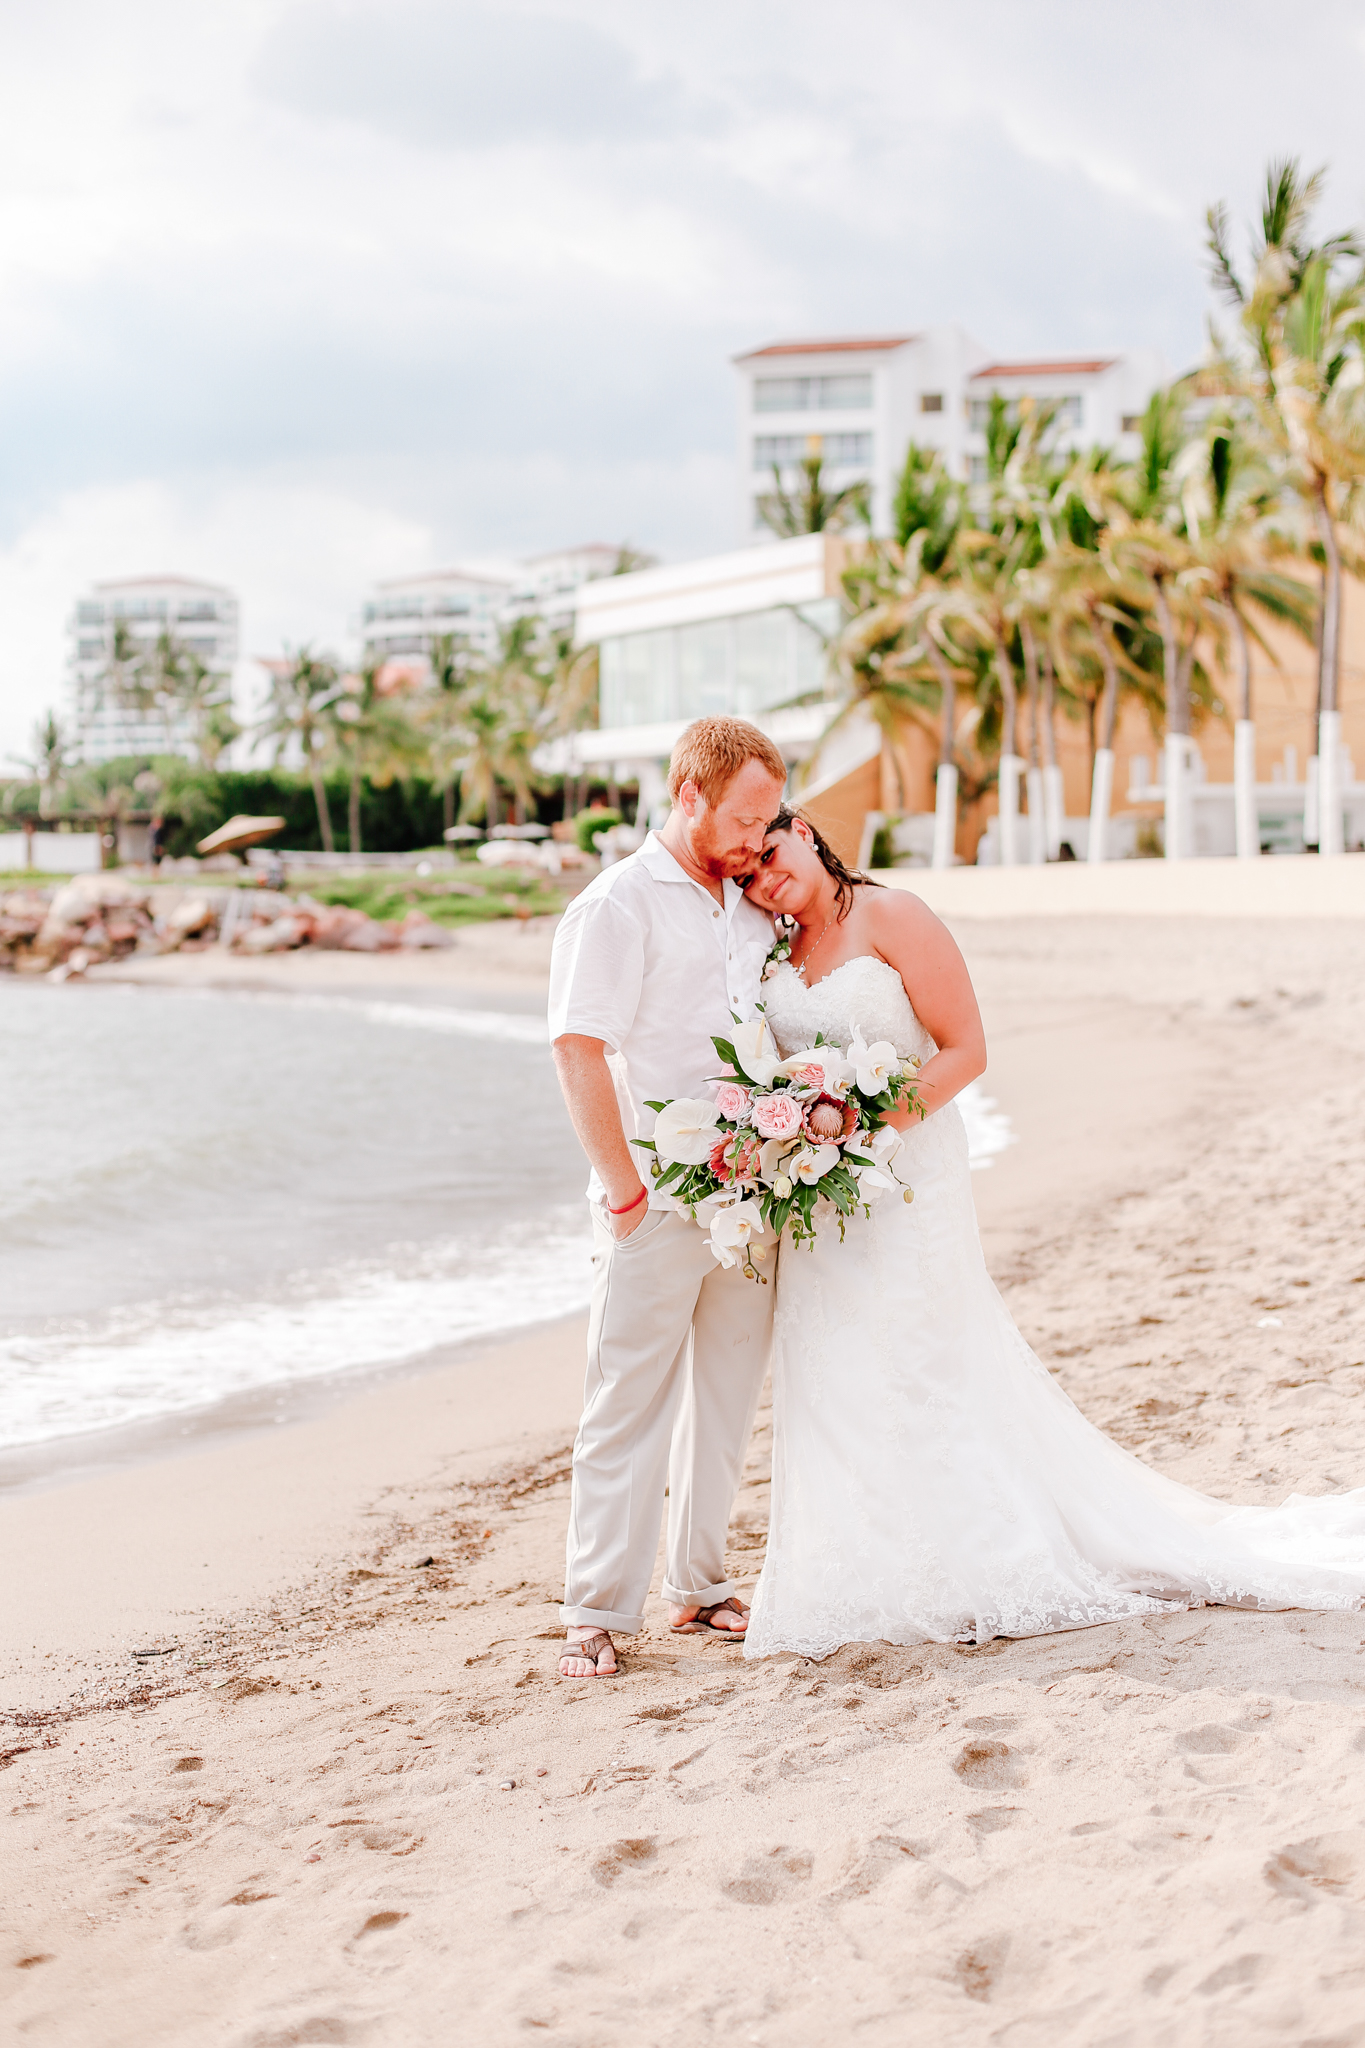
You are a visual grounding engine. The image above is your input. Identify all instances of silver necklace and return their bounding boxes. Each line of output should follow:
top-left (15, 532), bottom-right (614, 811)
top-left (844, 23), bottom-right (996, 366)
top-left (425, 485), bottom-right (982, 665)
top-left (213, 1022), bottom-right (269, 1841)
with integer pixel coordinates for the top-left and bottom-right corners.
top-left (793, 906), bottom-right (838, 979)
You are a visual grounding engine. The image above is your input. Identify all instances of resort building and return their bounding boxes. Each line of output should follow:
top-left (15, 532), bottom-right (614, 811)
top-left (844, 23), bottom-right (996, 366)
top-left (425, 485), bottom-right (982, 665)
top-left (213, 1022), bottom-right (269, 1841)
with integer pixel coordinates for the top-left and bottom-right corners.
top-left (504, 544), bottom-right (624, 632)
top-left (358, 545), bottom-right (627, 671)
top-left (733, 331), bottom-right (1165, 537)
top-left (67, 574), bottom-right (239, 763)
top-left (359, 568), bottom-right (512, 667)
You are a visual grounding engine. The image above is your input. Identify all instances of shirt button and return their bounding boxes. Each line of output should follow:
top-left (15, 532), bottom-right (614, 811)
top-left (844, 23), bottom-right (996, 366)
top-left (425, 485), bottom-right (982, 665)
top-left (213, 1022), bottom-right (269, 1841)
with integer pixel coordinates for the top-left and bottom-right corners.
top-left (712, 909), bottom-right (720, 919)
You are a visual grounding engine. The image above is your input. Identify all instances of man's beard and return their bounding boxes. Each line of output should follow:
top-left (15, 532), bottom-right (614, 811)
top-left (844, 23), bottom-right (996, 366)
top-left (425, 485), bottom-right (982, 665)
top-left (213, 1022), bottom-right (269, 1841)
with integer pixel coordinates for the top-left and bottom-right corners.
top-left (691, 825), bottom-right (751, 880)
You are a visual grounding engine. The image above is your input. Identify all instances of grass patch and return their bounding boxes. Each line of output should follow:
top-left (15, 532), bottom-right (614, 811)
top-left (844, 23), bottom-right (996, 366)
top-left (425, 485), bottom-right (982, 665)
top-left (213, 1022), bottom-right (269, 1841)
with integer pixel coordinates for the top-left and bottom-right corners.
top-left (297, 866), bottom-right (570, 926)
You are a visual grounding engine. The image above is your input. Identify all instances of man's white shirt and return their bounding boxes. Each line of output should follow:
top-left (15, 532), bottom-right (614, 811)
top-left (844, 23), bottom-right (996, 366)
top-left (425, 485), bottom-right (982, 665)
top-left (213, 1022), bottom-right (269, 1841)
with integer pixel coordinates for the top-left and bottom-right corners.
top-left (548, 831), bottom-right (774, 1205)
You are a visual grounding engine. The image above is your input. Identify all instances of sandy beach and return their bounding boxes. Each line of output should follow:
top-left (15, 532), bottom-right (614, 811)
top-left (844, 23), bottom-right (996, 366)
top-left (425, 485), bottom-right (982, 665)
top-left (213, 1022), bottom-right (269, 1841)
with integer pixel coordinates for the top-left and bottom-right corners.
top-left (5, 908), bottom-right (1365, 2046)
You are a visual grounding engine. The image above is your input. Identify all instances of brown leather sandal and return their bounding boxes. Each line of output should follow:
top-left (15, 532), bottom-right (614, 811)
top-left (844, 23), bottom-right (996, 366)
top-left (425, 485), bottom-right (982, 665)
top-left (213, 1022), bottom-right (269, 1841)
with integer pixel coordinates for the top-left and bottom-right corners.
top-left (669, 1597), bottom-right (749, 1637)
top-left (557, 1630), bottom-right (621, 1679)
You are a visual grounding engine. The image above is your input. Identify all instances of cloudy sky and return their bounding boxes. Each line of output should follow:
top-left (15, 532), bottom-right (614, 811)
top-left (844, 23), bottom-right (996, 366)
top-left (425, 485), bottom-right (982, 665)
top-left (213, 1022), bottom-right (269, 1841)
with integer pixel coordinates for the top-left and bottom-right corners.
top-left (4, 0), bottom-right (1365, 761)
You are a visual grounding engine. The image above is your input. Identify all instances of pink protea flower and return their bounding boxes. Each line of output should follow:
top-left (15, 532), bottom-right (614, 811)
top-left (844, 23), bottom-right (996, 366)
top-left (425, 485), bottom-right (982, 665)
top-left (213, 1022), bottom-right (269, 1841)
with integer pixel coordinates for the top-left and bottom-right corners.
top-left (752, 1091), bottom-right (803, 1141)
top-left (804, 1094), bottom-right (859, 1145)
top-left (713, 1081), bottom-right (752, 1122)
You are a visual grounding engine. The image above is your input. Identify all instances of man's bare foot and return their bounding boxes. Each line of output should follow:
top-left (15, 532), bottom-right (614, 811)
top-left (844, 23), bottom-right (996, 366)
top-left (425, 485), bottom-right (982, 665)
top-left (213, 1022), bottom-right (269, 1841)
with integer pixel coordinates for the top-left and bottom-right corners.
top-left (668, 1596), bottom-right (749, 1636)
top-left (558, 1627), bottom-right (619, 1679)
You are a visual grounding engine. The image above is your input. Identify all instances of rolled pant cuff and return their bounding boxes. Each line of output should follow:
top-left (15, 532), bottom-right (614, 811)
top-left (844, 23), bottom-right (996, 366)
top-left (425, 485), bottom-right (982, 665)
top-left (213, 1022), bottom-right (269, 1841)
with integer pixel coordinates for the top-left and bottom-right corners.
top-left (661, 1577), bottom-right (735, 1610)
top-left (560, 1605), bottom-right (642, 1634)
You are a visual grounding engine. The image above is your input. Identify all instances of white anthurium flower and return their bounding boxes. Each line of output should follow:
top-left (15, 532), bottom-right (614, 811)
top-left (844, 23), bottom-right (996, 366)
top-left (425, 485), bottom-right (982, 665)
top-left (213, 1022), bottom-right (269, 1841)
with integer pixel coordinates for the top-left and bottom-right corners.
top-left (708, 1198), bottom-right (766, 1269)
top-left (791, 1142), bottom-right (841, 1185)
top-left (652, 1097), bottom-right (722, 1165)
top-left (757, 1135), bottom-right (799, 1184)
top-left (848, 1024), bottom-right (901, 1098)
top-left (727, 1016), bottom-right (783, 1088)
top-left (775, 1043), bottom-right (853, 1095)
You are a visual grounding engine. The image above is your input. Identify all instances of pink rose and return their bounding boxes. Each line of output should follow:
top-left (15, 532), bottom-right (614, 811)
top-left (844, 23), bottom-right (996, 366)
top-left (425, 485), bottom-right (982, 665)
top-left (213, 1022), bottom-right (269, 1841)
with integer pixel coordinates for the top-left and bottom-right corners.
top-left (713, 1081), bottom-right (752, 1121)
top-left (752, 1091), bottom-right (803, 1141)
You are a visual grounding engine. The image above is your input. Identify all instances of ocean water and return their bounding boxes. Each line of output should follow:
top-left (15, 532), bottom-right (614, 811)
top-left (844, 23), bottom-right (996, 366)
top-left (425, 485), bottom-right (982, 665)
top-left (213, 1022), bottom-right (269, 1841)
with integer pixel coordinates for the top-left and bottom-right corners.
top-left (0, 981), bottom-right (1013, 1455)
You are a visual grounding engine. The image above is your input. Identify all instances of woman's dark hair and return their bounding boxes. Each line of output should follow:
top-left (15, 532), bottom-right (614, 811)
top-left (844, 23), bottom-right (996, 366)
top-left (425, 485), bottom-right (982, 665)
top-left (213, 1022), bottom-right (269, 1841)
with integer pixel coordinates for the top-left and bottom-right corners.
top-left (761, 805), bottom-right (881, 921)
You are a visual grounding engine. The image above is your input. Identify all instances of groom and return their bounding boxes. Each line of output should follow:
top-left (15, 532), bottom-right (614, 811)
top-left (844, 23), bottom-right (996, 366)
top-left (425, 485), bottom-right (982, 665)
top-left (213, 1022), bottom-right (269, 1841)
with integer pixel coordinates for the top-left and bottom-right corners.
top-left (548, 715), bottom-right (789, 1678)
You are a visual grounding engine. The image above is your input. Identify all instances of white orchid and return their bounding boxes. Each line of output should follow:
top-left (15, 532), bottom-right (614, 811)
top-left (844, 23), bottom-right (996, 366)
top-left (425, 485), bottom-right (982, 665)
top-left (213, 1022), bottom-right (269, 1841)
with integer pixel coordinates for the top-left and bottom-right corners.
top-left (848, 1024), bottom-right (901, 1098)
top-left (652, 1096), bottom-right (721, 1165)
top-left (790, 1142), bottom-right (841, 1185)
top-left (708, 1197), bottom-right (766, 1269)
top-left (727, 1015), bottom-right (783, 1088)
top-left (758, 1134), bottom-right (799, 1183)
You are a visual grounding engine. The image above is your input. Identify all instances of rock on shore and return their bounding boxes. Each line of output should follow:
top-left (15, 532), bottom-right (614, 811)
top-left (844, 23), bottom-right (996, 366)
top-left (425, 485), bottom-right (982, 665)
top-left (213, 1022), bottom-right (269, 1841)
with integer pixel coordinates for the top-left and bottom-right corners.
top-left (0, 876), bottom-right (456, 978)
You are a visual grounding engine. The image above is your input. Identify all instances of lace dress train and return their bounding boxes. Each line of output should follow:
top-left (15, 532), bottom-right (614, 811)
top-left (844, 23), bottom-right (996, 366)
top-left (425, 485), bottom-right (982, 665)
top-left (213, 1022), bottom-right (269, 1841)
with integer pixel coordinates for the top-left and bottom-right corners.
top-left (745, 957), bottom-right (1365, 1661)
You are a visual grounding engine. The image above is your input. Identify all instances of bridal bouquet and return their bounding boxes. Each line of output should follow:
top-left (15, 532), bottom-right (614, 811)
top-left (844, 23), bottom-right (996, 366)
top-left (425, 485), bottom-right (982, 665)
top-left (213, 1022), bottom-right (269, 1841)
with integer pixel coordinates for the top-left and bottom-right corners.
top-left (633, 1016), bottom-right (923, 1281)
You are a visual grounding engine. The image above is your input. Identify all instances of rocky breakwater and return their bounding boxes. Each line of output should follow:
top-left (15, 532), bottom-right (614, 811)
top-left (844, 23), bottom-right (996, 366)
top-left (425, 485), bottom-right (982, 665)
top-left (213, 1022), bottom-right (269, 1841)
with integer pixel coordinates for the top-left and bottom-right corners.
top-left (0, 876), bottom-right (456, 978)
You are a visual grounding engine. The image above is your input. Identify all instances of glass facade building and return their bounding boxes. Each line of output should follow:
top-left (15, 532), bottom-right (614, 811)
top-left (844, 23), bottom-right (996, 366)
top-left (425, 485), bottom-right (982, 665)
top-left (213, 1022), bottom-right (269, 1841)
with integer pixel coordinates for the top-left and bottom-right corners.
top-left (599, 599), bottom-right (840, 731)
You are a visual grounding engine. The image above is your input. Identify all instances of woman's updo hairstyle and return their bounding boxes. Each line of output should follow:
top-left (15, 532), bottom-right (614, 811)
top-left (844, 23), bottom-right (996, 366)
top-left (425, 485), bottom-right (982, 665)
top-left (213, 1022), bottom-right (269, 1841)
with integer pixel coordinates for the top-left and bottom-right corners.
top-left (763, 805), bottom-right (881, 923)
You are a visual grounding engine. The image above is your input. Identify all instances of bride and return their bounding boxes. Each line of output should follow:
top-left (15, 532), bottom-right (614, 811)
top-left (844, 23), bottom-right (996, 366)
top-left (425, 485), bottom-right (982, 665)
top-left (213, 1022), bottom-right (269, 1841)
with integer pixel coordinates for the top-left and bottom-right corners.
top-left (739, 806), bottom-right (1365, 1661)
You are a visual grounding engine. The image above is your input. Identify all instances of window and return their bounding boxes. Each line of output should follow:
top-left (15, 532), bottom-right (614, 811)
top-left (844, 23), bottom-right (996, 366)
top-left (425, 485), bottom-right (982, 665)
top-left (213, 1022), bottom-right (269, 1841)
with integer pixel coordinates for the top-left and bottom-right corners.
top-left (1121, 413), bottom-right (1142, 433)
top-left (753, 374), bottom-right (873, 412)
top-left (176, 601), bottom-right (219, 622)
top-left (600, 601), bottom-right (841, 728)
top-left (77, 637), bottom-right (104, 660)
top-left (76, 602), bottom-right (104, 625)
top-left (968, 455), bottom-right (989, 484)
top-left (824, 431), bottom-right (871, 466)
top-left (969, 392), bottom-right (1083, 431)
top-left (754, 434), bottom-right (806, 469)
top-left (919, 393), bottom-right (944, 414)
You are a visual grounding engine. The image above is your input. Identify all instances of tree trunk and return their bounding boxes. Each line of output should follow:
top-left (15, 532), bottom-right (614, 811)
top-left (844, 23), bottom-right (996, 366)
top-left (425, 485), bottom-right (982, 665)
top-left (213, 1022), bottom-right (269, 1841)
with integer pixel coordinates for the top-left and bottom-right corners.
top-left (1229, 601), bottom-right (1253, 724)
top-left (1093, 608), bottom-right (1122, 752)
top-left (443, 781), bottom-right (454, 835)
top-left (1313, 481), bottom-right (1341, 717)
top-left (514, 787), bottom-right (527, 827)
top-left (924, 640), bottom-right (956, 768)
top-left (1039, 648), bottom-right (1059, 770)
top-left (993, 645), bottom-right (1018, 759)
top-left (1153, 578), bottom-right (1189, 736)
top-left (487, 781), bottom-right (499, 830)
top-left (1020, 619), bottom-right (1042, 766)
top-left (310, 755), bottom-right (335, 853)
top-left (349, 771), bottom-right (362, 854)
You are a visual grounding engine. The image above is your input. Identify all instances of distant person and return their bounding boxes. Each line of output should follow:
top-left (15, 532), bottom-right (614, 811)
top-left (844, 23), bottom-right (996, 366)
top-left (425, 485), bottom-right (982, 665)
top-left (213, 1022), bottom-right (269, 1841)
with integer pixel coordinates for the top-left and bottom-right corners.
top-left (147, 815), bottom-right (166, 866)
top-left (548, 716), bottom-right (788, 1678)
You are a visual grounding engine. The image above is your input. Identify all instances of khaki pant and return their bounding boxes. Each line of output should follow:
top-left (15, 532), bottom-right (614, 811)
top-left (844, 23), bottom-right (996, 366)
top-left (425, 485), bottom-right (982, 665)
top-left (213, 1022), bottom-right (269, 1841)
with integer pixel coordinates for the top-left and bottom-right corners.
top-left (562, 1203), bottom-right (775, 1633)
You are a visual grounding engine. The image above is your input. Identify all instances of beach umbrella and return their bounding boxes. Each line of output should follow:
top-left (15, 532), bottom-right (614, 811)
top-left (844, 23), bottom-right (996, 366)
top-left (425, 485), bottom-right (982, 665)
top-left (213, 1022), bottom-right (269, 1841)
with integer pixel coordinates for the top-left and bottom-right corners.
top-left (196, 815), bottom-right (287, 857)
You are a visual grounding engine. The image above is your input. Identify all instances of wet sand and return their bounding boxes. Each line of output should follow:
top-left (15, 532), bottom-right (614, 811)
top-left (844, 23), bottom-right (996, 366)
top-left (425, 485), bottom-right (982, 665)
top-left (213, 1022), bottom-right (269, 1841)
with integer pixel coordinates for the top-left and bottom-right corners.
top-left (4, 914), bottom-right (1365, 2045)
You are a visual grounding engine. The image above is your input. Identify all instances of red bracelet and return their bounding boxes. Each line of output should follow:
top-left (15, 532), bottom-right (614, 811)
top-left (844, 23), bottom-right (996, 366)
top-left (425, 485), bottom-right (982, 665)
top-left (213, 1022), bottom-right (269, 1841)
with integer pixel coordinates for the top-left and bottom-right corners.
top-left (608, 1185), bottom-right (647, 1216)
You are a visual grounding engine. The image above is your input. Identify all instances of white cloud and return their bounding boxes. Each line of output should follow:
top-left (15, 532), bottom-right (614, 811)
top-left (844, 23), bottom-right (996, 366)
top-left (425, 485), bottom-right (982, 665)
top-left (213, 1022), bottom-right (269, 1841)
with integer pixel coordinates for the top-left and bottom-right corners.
top-left (2, 0), bottom-right (1365, 761)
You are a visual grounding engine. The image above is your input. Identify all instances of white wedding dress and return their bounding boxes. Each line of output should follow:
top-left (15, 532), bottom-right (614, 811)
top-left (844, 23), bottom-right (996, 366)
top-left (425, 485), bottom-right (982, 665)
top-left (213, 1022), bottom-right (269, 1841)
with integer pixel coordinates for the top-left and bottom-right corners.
top-left (745, 956), bottom-right (1365, 1659)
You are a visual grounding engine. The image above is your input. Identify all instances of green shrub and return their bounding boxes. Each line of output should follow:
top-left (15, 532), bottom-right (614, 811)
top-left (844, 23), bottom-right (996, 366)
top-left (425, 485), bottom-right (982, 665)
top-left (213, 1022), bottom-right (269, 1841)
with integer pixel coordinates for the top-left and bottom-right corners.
top-left (572, 806), bottom-right (622, 856)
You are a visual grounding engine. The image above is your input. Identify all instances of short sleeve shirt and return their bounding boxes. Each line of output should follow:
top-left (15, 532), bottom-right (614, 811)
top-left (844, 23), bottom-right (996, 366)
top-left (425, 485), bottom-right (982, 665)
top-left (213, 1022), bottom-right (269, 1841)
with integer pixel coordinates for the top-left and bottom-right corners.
top-left (548, 832), bottom-right (774, 1204)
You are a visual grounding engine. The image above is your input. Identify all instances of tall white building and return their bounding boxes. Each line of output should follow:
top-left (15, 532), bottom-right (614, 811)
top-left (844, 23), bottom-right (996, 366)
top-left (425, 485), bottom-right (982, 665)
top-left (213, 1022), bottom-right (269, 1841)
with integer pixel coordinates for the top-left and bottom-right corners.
top-left (359, 544), bottom-right (629, 670)
top-left (68, 574), bottom-right (239, 762)
top-left (359, 567), bottom-right (512, 666)
top-left (964, 353), bottom-right (1166, 481)
top-left (733, 328), bottom-right (1165, 537)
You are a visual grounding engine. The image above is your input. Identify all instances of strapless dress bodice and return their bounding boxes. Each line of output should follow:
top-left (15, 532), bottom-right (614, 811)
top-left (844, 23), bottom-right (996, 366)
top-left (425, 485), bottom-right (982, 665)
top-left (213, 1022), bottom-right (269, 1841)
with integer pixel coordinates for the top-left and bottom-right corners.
top-left (760, 955), bottom-right (936, 1065)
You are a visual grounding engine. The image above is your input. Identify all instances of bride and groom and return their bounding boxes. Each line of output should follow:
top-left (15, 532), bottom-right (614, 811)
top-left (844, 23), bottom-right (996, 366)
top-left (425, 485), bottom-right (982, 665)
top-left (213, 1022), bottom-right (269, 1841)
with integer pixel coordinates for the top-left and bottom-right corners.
top-left (548, 715), bottom-right (1365, 1679)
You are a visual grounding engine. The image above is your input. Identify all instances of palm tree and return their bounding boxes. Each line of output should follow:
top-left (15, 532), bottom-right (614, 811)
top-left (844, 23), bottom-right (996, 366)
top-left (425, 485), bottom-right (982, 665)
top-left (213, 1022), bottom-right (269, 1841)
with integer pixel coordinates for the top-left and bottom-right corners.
top-left (426, 632), bottom-right (477, 833)
top-left (254, 649), bottom-right (343, 853)
top-left (334, 664), bottom-right (426, 853)
top-left (756, 453), bottom-right (871, 538)
top-left (1176, 414), bottom-right (1319, 855)
top-left (7, 711), bottom-right (69, 821)
top-left (1207, 156), bottom-right (1365, 853)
